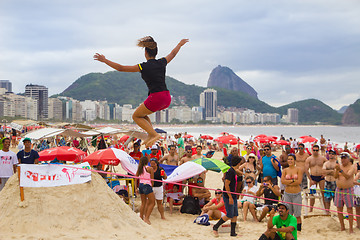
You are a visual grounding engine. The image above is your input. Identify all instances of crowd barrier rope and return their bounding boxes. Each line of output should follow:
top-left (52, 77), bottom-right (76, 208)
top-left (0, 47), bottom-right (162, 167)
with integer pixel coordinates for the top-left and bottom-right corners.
top-left (49, 164), bottom-right (360, 218)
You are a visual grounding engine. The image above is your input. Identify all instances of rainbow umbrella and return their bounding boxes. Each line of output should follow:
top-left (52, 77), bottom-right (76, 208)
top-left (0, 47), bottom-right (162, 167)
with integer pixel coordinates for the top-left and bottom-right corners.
top-left (191, 157), bottom-right (230, 173)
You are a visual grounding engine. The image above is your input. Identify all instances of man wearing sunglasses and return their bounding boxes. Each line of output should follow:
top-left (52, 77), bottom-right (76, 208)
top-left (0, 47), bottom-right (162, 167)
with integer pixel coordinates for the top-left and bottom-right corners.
top-left (260, 145), bottom-right (279, 185)
top-left (179, 146), bottom-right (193, 165)
top-left (322, 149), bottom-right (337, 214)
top-left (192, 177), bottom-right (211, 206)
top-left (305, 145), bottom-right (327, 212)
top-left (295, 143), bottom-right (309, 190)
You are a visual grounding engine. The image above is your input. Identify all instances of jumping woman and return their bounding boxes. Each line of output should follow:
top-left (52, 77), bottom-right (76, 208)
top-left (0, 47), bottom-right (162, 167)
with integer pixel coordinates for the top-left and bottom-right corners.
top-left (94, 36), bottom-right (189, 147)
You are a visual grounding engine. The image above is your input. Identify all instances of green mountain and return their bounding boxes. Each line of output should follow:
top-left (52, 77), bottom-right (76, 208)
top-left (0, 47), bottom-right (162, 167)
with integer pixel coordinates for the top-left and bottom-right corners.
top-left (342, 99), bottom-right (360, 125)
top-left (60, 71), bottom-right (275, 113)
top-left (277, 99), bottom-right (342, 125)
top-left (59, 71), bottom-right (342, 124)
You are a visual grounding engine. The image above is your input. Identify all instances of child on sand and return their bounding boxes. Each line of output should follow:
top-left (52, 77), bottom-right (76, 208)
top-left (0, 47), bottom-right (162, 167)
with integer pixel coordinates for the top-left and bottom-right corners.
top-left (94, 36), bottom-right (189, 147)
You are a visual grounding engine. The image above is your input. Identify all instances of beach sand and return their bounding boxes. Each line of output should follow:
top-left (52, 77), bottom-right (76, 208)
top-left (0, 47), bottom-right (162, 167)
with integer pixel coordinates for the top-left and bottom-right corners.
top-left (0, 149), bottom-right (359, 239)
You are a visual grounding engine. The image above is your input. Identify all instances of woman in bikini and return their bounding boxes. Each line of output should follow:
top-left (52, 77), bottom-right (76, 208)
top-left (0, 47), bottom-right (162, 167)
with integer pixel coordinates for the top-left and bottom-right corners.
top-left (94, 36), bottom-right (189, 147)
top-left (239, 153), bottom-right (259, 185)
top-left (281, 153), bottom-right (303, 232)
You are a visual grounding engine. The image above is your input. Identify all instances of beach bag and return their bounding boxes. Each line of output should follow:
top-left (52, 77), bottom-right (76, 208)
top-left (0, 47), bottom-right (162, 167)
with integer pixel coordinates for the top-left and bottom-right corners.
top-left (272, 155), bottom-right (282, 178)
top-left (180, 196), bottom-right (201, 215)
top-left (193, 214), bottom-right (210, 226)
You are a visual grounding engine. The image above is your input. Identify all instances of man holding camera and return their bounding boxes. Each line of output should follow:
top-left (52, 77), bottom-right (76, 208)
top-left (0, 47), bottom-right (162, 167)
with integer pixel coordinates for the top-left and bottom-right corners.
top-left (257, 176), bottom-right (281, 222)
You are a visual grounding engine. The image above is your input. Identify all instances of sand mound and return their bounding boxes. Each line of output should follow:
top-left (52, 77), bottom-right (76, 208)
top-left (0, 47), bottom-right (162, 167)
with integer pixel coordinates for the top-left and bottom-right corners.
top-left (0, 172), bottom-right (159, 240)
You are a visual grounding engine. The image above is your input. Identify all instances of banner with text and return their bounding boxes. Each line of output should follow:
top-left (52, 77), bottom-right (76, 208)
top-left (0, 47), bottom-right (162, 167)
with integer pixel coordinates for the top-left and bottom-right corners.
top-left (19, 163), bottom-right (92, 188)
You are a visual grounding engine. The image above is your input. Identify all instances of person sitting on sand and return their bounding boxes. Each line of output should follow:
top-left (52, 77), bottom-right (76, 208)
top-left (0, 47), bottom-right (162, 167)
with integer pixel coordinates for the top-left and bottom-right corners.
top-left (258, 202), bottom-right (297, 240)
top-left (200, 189), bottom-right (226, 220)
top-left (166, 184), bottom-right (184, 214)
top-left (192, 177), bottom-right (211, 206)
top-left (256, 176), bottom-right (281, 222)
top-left (239, 176), bottom-right (259, 222)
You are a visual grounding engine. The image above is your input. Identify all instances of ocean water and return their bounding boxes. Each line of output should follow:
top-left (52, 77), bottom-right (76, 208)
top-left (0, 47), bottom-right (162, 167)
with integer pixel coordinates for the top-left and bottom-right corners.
top-left (160, 125), bottom-right (360, 146)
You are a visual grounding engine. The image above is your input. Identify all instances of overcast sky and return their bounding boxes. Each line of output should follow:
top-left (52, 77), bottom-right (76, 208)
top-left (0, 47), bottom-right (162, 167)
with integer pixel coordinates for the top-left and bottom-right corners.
top-left (1, 0), bottom-right (359, 110)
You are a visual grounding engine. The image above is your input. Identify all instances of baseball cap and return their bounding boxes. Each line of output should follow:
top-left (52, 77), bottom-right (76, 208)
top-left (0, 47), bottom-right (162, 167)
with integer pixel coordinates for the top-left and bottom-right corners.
top-left (328, 149), bottom-right (336, 154)
top-left (151, 145), bottom-right (158, 150)
top-left (277, 202), bottom-right (290, 210)
top-left (23, 137), bottom-right (31, 143)
top-left (340, 152), bottom-right (350, 158)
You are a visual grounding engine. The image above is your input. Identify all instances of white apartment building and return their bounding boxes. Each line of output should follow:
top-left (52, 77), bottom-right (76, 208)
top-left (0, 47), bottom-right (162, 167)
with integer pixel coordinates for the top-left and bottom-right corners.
top-left (48, 98), bottom-right (63, 120)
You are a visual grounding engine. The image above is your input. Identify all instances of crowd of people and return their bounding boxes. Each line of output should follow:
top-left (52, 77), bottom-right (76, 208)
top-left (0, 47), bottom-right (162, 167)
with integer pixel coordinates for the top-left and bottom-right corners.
top-left (1, 129), bottom-right (360, 239)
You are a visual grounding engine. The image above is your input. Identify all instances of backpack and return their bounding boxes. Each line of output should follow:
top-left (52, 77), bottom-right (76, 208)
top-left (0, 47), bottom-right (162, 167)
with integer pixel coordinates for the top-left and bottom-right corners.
top-left (180, 196), bottom-right (201, 215)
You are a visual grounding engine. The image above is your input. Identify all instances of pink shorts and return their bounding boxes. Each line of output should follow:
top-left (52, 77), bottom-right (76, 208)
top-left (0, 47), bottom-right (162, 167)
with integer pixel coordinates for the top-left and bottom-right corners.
top-left (144, 91), bottom-right (171, 112)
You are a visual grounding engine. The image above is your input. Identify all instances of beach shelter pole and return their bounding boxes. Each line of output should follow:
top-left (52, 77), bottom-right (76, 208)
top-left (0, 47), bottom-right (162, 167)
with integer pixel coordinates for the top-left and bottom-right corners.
top-left (17, 166), bottom-right (24, 201)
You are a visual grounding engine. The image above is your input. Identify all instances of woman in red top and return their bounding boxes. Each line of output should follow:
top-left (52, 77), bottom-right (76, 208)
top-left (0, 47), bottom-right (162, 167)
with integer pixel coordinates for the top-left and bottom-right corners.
top-left (200, 189), bottom-right (227, 220)
top-left (94, 36), bottom-right (188, 148)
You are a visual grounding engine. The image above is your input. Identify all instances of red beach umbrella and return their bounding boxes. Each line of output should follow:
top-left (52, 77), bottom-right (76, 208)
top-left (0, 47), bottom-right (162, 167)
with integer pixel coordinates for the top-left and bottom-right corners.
top-left (255, 134), bottom-right (267, 138)
top-left (276, 140), bottom-right (290, 146)
top-left (299, 136), bottom-right (309, 139)
top-left (254, 138), bottom-right (269, 144)
top-left (83, 148), bottom-right (121, 166)
top-left (200, 135), bottom-right (213, 140)
top-left (119, 135), bottom-right (130, 143)
top-left (302, 136), bottom-right (318, 143)
top-left (265, 136), bottom-right (277, 142)
top-left (39, 146), bottom-right (87, 162)
top-left (183, 134), bottom-right (193, 138)
top-left (216, 135), bottom-right (237, 144)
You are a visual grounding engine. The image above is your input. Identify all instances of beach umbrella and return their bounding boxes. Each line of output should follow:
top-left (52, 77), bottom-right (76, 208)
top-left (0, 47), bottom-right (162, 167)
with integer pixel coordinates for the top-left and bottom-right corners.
top-left (254, 137), bottom-right (269, 143)
top-left (83, 148), bottom-right (121, 166)
top-left (215, 135), bottom-right (237, 144)
top-left (200, 135), bottom-right (213, 140)
top-left (302, 136), bottom-right (318, 143)
top-left (119, 135), bottom-right (130, 143)
top-left (299, 136), bottom-right (309, 139)
top-left (269, 136), bottom-right (278, 140)
top-left (165, 162), bottom-right (206, 183)
top-left (39, 146), bottom-right (87, 162)
top-left (276, 140), bottom-right (290, 146)
top-left (191, 157), bottom-right (230, 173)
top-left (255, 134), bottom-right (267, 138)
top-left (183, 134), bottom-right (193, 138)
top-left (220, 132), bottom-right (229, 135)
top-left (265, 136), bottom-right (277, 142)
top-left (355, 144), bottom-right (360, 149)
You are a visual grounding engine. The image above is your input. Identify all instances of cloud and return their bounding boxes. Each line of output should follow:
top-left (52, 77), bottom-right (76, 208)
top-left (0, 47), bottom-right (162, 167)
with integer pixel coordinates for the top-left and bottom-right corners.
top-left (0, 0), bottom-right (359, 110)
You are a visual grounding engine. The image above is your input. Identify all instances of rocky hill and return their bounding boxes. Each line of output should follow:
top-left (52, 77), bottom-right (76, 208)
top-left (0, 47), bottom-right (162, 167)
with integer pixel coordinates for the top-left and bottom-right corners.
top-left (207, 65), bottom-right (258, 99)
top-left (342, 99), bottom-right (360, 125)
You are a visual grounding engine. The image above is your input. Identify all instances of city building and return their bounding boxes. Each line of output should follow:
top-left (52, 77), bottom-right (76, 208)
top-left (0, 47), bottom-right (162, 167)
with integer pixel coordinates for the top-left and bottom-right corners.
top-left (25, 84), bottom-right (48, 120)
top-left (200, 88), bottom-right (217, 121)
top-left (287, 108), bottom-right (299, 124)
top-left (0, 80), bottom-right (12, 92)
top-left (48, 98), bottom-right (63, 120)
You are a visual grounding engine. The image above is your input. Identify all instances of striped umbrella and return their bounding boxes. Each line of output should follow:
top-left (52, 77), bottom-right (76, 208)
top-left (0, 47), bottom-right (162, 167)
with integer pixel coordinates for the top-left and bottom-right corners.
top-left (191, 157), bottom-right (230, 173)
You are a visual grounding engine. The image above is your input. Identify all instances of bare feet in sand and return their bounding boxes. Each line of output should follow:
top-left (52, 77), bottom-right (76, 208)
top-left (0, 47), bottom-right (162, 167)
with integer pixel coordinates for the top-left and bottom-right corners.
top-left (212, 230), bottom-right (219, 237)
top-left (143, 218), bottom-right (151, 225)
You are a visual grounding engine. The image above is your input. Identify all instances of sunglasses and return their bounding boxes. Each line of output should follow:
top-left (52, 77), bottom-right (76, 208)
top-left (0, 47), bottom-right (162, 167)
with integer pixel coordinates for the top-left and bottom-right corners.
top-left (313, 149), bottom-right (319, 152)
top-left (329, 152), bottom-right (336, 155)
top-left (197, 180), bottom-right (203, 183)
top-left (299, 147), bottom-right (304, 149)
top-left (265, 149), bottom-right (271, 151)
top-left (215, 192), bottom-right (222, 195)
top-left (246, 181), bottom-right (252, 184)
top-left (249, 157), bottom-right (255, 159)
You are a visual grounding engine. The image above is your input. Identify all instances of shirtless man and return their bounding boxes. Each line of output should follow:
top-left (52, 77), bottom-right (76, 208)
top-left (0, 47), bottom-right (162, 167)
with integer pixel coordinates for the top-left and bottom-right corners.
top-left (192, 145), bottom-right (203, 160)
top-left (160, 145), bottom-right (179, 166)
top-left (179, 146), bottom-right (193, 165)
top-left (322, 149), bottom-right (338, 214)
top-left (296, 143), bottom-right (310, 189)
top-left (191, 177), bottom-right (211, 207)
top-left (279, 145), bottom-right (291, 193)
top-left (334, 152), bottom-right (357, 233)
top-left (305, 145), bottom-right (327, 211)
top-left (320, 135), bottom-right (326, 156)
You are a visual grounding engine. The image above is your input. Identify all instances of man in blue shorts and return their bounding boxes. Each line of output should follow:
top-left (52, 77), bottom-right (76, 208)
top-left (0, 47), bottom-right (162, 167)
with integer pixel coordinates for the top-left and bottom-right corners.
top-left (213, 156), bottom-right (242, 237)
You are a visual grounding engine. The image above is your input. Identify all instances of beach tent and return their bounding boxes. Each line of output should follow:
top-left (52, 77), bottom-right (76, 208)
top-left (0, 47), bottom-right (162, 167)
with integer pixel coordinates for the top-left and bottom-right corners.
top-left (24, 128), bottom-right (89, 140)
top-left (154, 128), bottom-right (167, 134)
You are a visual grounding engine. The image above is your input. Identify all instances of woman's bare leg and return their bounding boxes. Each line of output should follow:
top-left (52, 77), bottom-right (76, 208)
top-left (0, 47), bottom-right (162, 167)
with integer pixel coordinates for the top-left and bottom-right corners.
top-left (132, 103), bottom-right (160, 147)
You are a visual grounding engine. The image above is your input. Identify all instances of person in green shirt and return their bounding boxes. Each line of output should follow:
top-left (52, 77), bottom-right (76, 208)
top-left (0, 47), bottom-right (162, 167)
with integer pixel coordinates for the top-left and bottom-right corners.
top-left (258, 202), bottom-right (297, 240)
top-left (0, 132), bottom-right (5, 150)
top-left (177, 133), bottom-right (184, 158)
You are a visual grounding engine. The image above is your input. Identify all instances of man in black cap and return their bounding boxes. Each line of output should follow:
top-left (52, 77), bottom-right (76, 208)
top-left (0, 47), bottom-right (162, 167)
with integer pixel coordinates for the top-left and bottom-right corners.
top-left (258, 202), bottom-right (297, 240)
top-left (17, 138), bottom-right (39, 164)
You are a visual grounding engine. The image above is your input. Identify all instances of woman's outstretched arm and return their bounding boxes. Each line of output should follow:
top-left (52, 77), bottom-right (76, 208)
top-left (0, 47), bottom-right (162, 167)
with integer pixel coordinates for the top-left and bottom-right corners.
top-left (165, 39), bottom-right (189, 64)
top-left (93, 53), bottom-right (140, 72)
